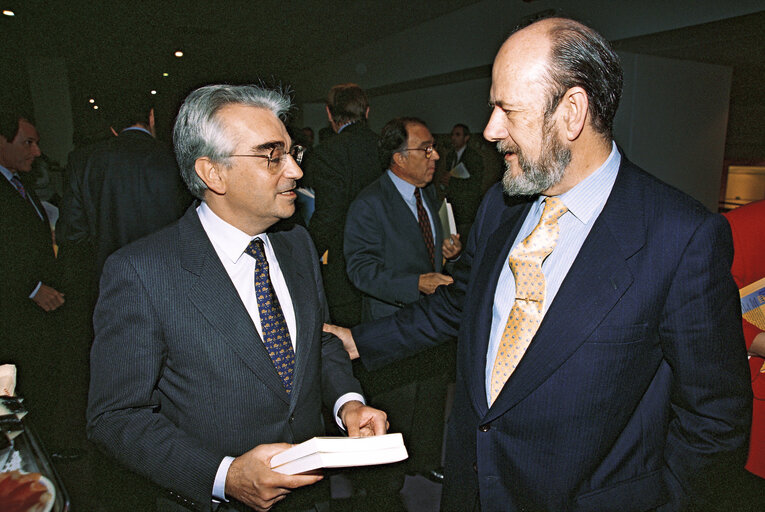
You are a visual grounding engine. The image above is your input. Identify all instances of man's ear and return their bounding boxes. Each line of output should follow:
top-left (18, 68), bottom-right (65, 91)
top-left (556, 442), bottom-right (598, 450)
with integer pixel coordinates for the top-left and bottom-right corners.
top-left (148, 108), bottom-right (156, 137)
top-left (364, 106), bottom-right (370, 120)
top-left (195, 157), bottom-right (226, 195)
top-left (392, 151), bottom-right (406, 169)
top-left (560, 86), bottom-right (588, 141)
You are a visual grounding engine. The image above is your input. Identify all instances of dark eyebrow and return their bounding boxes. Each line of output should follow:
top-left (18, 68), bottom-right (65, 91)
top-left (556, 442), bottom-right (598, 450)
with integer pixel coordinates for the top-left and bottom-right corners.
top-left (250, 140), bottom-right (285, 153)
top-left (420, 139), bottom-right (434, 148)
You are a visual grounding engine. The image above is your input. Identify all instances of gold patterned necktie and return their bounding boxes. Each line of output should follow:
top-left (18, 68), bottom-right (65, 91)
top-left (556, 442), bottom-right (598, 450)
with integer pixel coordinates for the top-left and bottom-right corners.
top-left (489, 197), bottom-right (568, 404)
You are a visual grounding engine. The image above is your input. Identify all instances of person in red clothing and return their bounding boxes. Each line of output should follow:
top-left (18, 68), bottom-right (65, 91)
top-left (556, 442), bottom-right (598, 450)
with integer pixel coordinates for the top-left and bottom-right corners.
top-left (724, 199), bottom-right (765, 486)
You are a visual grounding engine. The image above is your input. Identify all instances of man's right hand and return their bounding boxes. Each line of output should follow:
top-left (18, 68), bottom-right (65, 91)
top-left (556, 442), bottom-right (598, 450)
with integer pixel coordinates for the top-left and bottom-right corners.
top-left (31, 284), bottom-right (65, 312)
top-left (225, 443), bottom-right (323, 512)
top-left (418, 272), bottom-right (454, 295)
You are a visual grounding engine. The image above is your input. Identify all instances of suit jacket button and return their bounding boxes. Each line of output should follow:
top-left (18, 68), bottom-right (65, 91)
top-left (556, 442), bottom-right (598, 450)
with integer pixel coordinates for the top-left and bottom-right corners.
top-left (478, 424), bottom-right (490, 432)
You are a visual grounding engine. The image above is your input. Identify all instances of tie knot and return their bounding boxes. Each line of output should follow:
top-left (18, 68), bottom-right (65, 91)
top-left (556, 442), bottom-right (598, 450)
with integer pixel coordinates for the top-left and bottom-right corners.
top-left (245, 238), bottom-right (266, 262)
top-left (541, 196), bottom-right (567, 223)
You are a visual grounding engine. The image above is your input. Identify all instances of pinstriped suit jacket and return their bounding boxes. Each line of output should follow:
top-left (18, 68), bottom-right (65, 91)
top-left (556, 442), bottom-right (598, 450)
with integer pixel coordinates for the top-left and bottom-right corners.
top-left (353, 156), bottom-right (752, 511)
top-left (87, 204), bottom-right (361, 511)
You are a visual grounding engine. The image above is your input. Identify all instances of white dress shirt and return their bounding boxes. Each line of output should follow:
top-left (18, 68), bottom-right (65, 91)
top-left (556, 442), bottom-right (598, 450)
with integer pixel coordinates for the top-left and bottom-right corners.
top-left (196, 202), bottom-right (363, 501)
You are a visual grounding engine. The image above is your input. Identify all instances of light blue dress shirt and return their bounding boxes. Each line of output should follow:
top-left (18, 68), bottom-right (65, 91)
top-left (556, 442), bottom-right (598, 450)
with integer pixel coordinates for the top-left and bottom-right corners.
top-left (485, 143), bottom-right (621, 404)
top-left (387, 169), bottom-right (436, 245)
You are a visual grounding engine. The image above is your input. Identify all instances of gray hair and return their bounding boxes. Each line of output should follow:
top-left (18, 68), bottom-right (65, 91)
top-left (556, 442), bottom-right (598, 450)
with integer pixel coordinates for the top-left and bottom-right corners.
top-left (173, 84), bottom-right (292, 199)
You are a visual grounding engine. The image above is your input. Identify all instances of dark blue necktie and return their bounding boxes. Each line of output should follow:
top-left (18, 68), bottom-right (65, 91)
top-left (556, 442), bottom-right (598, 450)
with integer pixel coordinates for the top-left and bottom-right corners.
top-left (245, 238), bottom-right (295, 393)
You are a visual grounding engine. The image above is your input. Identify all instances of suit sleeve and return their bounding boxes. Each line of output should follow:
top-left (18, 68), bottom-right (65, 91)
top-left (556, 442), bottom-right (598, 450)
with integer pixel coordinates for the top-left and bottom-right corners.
top-left (86, 252), bottom-right (222, 510)
top-left (344, 195), bottom-right (421, 307)
top-left (657, 213), bottom-right (752, 509)
top-left (306, 147), bottom-right (346, 257)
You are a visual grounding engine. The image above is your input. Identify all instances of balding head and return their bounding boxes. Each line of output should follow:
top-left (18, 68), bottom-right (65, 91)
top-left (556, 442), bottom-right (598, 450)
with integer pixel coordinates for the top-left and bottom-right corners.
top-left (498, 17), bottom-right (623, 139)
top-left (484, 18), bottom-right (621, 196)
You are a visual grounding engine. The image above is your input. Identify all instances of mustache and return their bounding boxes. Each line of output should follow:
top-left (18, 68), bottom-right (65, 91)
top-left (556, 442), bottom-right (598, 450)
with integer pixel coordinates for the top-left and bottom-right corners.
top-left (497, 140), bottom-right (519, 155)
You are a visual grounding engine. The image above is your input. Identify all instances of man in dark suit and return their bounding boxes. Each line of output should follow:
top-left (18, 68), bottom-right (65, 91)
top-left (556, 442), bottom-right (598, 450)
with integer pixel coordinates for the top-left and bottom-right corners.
top-left (345, 117), bottom-right (461, 322)
top-left (328, 17), bottom-right (751, 511)
top-left (57, 95), bottom-right (191, 280)
top-left (0, 112), bottom-right (65, 443)
top-left (87, 84), bottom-right (387, 512)
top-left (440, 123), bottom-right (484, 238)
top-left (343, 117), bottom-right (461, 491)
top-left (306, 83), bottom-right (382, 327)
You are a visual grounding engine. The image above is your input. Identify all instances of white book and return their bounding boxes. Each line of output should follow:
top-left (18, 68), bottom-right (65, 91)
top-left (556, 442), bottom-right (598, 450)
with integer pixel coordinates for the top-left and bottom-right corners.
top-left (438, 199), bottom-right (457, 237)
top-left (270, 433), bottom-right (408, 475)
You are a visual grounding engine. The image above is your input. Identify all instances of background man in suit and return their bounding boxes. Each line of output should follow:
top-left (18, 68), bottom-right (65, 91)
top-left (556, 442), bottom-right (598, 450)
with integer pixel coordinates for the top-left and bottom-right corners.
top-left (440, 123), bottom-right (484, 238)
top-left (57, 94), bottom-right (191, 281)
top-left (343, 117), bottom-right (461, 498)
top-left (0, 112), bottom-right (65, 446)
top-left (345, 117), bottom-right (461, 322)
top-left (56, 94), bottom-right (192, 472)
top-left (328, 17), bottom-right (752, 511)
top-left (306, 83), bottom-right (382, 327)
top-left (87, 84), bottom-right (387, 512)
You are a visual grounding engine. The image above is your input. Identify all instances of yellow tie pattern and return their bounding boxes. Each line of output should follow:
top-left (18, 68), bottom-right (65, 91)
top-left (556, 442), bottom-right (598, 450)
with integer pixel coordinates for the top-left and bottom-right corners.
top-left (489, 197), bottom-right (568, 404)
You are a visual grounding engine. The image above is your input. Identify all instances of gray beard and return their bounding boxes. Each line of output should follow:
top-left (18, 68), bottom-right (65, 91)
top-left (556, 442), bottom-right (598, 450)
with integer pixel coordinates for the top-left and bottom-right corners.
top-left (500, 130), bottom-right (571, 196)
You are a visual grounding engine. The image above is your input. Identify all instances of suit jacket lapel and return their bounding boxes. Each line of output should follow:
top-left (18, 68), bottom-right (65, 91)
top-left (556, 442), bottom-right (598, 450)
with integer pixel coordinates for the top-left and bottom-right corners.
top-left (179, 206), bottom-right (290, 403)
top-left (268, 231), bottom-right (315, 407)
top-left (485, 162), bottom-right (646, 419)
top-left (381, 174), bottom-right (435, 266)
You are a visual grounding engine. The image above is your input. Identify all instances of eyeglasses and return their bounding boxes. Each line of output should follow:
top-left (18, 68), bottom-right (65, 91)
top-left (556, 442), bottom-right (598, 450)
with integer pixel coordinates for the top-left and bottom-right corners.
top-left (228, 144), bottom-right (306, 171)
top-left (405, 145), bottom-right (436, 159)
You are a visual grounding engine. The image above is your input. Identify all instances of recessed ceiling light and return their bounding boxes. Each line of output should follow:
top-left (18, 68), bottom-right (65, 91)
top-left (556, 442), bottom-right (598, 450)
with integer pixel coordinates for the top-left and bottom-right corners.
top-left (89, 98), bottom-right (95, 104)
top-left (174, 51), bottom-right (183, 58)
top-left (150, 90), bottom-right (157, 95)
top-left (2, 10), bottom-right (15, 17)
top-left (93, 105), bottom-right (99, 110)
top-left (162, 72), bottom-right (169, 77)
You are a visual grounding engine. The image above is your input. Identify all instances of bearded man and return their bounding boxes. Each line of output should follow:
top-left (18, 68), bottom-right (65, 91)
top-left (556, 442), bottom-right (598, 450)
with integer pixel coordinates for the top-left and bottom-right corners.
top-left (327, 16), bottom-right (751, 512)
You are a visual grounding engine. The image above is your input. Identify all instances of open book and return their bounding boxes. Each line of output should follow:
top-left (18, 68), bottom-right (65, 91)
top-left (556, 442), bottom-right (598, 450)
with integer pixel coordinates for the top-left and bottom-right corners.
top-left (270, 433), bottom-right (408, 475)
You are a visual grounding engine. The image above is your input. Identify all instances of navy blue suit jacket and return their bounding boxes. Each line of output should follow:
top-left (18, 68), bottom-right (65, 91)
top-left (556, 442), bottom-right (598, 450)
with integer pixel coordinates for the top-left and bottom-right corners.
top-left (344, 172), bottom-right (444, 320)
top-left (353, 156), bottom-right (752, 511)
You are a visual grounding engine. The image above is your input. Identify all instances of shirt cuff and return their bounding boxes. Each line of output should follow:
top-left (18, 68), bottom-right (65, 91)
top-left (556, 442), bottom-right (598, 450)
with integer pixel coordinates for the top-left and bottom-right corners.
top-left (333, 392), bottom-right (365, 431)
top-left (212, 456), bottom-right (235, 502)
top-left (29, 281), bottom-right (42, 299)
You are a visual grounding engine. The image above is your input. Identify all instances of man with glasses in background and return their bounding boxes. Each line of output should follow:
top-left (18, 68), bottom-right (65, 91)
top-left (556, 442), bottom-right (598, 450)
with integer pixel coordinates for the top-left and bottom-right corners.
top-left (87, 84), bottom-right (387, 512)
top-left (342, 117), bottom-right (461, 509)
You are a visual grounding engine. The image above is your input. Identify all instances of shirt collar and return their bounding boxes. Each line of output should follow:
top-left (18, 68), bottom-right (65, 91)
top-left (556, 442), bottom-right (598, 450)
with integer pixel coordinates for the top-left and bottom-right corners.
top-left (552, 141), bottom-right (620, 225)
top-left (387, 169), bottom-right (417, 198)
top-left (196, 201), bottom-right (269, 264)
top-left (455, 146), bottom-right (467, 160)
top-left (121, 126), bottom-right (153, 137)
top-left (0, 164), bottom-right (17, 182)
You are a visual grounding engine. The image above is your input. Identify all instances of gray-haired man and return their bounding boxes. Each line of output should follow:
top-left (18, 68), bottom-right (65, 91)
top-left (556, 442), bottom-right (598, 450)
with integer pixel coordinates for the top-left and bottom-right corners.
top-left (87, 84), bottom-right (387, 512)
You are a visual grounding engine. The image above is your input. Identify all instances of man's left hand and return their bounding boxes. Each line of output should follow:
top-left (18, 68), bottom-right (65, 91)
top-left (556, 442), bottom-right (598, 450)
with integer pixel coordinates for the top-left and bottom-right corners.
top-left (442, 234), bottom-right (462, 260)
top-left (339, 400), bottom-right (388, 437)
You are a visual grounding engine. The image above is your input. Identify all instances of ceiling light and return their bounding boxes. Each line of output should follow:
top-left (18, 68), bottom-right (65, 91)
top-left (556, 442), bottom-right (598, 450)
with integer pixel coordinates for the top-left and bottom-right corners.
top-left (93, 105), bottom-right (99, 110)
top-left (150, 90), bottom-right (157, 95)
top-left (89, 98), bottom-right (95, 104)
top-left (162, 72), bottom-right (169, 77)
top-left (2, 10), bottom-right (14, 16)
top-left (174, 51), bottom-right (183, 58)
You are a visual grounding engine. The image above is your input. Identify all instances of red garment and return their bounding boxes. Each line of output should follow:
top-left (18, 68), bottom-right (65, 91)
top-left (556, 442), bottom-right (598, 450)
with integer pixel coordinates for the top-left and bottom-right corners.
top-left (724, 200), bottom-right (765, 478)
